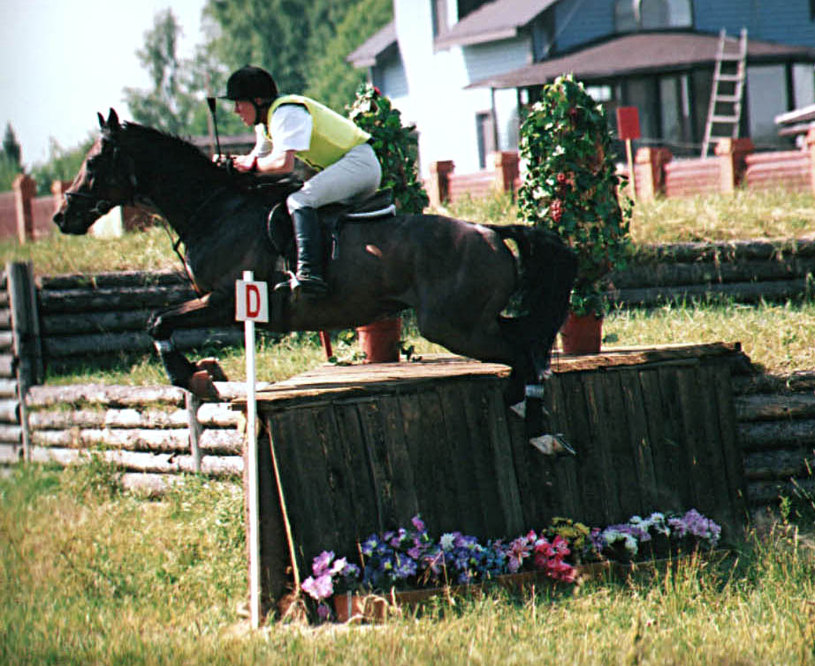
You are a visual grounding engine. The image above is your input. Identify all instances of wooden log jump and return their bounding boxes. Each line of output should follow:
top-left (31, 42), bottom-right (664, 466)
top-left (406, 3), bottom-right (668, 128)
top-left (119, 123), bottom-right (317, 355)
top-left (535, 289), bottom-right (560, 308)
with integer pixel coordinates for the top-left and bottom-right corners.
top-left (241, 344), bottom-right (749, 612)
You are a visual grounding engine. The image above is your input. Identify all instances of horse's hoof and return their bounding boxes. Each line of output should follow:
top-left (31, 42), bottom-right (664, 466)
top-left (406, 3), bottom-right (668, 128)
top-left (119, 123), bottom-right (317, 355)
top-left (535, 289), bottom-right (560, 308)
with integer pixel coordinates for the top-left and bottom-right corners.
top-left (189, 370), bottom-right (221, 400)
top-left (195, 358), bottom-right (229, 382)
top-left (529, 433), bottom-right (576, 456)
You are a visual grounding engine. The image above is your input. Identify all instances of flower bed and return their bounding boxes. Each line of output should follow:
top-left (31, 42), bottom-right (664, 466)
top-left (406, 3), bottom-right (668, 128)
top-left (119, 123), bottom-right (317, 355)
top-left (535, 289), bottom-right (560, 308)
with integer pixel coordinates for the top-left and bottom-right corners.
top-left (303, 510), bottom-right (722, 622)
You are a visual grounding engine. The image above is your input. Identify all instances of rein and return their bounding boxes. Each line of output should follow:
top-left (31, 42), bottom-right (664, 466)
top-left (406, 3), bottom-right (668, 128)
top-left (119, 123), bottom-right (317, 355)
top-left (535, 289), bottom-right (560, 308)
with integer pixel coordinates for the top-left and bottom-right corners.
top-left (160, 219), bottom-right (202, 297)
top-left (160, 184), bottom-right (236, 297)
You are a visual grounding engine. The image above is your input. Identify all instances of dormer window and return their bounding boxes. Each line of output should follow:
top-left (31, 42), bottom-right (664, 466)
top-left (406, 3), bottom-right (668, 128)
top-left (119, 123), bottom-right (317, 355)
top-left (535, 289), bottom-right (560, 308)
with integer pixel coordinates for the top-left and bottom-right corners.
top-left (614, 0), bottom-right (693, 32)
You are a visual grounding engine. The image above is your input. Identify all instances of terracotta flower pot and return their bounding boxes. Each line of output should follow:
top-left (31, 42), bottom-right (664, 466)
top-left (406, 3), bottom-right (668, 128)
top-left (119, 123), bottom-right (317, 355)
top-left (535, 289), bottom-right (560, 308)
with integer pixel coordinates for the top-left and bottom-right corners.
top-left (559, 311), bottom-right (603, 355)
top-left (356, 317), bottom-right (402, 363)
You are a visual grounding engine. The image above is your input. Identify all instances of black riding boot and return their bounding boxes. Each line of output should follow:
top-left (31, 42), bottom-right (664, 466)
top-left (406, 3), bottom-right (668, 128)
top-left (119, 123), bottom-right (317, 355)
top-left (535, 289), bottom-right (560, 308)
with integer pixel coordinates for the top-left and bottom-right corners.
top-left (276, 207), bottom-right (329, 296)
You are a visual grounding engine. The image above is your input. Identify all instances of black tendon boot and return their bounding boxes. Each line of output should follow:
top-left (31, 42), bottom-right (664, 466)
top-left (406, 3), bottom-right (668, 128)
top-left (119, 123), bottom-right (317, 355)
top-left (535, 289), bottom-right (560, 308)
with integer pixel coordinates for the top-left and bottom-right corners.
top-left (276, 207), bottom-right (329, 296)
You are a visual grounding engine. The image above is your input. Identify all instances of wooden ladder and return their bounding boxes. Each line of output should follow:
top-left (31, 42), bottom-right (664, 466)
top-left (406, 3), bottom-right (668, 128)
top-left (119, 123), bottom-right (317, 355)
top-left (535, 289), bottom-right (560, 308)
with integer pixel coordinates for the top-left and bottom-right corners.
top-left (701, 28), bottom-right (748, 158)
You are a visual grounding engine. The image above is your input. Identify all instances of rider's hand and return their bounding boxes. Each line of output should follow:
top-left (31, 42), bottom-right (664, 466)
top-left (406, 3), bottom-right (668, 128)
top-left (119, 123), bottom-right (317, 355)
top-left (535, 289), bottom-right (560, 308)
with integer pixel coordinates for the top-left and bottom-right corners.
top-left (232, 155), bottom-right (258, 173)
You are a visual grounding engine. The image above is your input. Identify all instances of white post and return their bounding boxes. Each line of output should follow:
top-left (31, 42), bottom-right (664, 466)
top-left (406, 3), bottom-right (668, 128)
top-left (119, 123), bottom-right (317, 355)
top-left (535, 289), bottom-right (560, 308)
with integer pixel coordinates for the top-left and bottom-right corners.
top-left (237, 269), bottom-right (263, 629)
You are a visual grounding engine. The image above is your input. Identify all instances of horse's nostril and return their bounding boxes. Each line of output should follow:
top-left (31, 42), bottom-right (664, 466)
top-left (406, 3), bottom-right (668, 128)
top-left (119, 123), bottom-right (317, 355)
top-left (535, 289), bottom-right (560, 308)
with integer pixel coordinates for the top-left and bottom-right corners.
top-left (53, 212), bottom-right (63, 225)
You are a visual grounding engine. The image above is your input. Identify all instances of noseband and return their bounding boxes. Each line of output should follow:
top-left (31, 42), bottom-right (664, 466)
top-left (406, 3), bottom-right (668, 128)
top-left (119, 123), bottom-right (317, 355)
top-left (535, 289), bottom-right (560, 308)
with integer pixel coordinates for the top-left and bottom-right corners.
top-left (64, 190), bottom-right (115, 217)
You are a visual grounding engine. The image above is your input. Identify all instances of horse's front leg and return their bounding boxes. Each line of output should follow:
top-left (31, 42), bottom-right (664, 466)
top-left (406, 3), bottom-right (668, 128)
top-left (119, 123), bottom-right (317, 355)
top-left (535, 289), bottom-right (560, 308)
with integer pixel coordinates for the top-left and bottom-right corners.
top-left (147, 290), bottom-right (233, 399)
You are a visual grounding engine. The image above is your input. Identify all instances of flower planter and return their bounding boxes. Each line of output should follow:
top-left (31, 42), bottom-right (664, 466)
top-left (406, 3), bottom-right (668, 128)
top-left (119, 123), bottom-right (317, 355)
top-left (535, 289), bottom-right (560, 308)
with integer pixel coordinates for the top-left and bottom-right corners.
top-left (356, 317), bottom-right (402, 363)
top-left (332, 572), bottom-right (567, 623)
top-left (330, 551), bottom-right (726, 622)
top-left (559, 311), bottom-right (603, 354)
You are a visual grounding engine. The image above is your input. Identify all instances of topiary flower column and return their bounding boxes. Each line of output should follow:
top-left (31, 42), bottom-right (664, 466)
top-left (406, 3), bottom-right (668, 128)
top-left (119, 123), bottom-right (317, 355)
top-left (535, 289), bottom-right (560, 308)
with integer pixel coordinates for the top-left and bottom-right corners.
top-left (518, 75), bottom-right (633, 353)
top-left (347, 85), bottom-right (429, 361)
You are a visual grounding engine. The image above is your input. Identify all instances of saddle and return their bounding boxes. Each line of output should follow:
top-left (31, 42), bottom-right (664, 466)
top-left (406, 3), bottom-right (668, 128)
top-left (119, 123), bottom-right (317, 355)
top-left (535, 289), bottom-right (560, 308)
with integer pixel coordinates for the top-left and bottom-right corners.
top-left (265, 188), bottom-right (396, 263)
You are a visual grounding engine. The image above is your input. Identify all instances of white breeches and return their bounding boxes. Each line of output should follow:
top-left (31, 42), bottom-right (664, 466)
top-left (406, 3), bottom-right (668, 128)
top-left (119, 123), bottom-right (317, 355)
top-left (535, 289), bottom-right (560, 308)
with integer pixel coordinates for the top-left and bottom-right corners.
top-left (287, 142), bottom-right (382, 213)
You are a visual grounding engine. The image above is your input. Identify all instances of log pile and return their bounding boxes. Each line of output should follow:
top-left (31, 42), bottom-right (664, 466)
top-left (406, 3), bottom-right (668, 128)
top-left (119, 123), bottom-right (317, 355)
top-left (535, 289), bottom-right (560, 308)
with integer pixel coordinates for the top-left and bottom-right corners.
top-left (19, 382), bottom-right (250, 494)
top-left (612, 238), bottom-right (815, 307)
top-left (733, 371), bottom-right (815, 513)
top-left (38, 270), bottom-right (245, 360)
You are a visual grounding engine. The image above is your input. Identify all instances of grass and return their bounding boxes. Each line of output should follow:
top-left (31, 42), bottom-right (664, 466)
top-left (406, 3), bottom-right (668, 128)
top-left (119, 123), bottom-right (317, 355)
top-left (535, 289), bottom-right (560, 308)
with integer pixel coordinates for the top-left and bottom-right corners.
top-left (441, 187), bottom-right (815, 244)
top-left (1, 463), bottom-right (814, 664)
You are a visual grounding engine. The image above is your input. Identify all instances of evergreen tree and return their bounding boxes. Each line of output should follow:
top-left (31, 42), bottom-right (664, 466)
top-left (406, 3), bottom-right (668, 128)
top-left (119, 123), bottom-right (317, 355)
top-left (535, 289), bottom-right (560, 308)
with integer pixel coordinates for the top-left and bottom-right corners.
top-left (3, 124), bottom-right (22, 169)
top-left (0, 123), bottom-right (23, 192)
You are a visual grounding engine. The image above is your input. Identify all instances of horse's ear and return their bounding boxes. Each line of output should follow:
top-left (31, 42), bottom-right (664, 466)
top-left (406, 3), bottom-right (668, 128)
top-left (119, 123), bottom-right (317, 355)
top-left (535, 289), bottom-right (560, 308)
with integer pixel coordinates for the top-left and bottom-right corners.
top-left (98, 112), bottom-right (106, 130)
top-left (107, 109), bottom-right (120, 131)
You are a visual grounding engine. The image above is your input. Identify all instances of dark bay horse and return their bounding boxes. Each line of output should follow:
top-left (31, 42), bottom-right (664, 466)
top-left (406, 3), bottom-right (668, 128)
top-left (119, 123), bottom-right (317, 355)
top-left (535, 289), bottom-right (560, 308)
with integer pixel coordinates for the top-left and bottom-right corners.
top-left (54, 109), bottom-right (577, 446)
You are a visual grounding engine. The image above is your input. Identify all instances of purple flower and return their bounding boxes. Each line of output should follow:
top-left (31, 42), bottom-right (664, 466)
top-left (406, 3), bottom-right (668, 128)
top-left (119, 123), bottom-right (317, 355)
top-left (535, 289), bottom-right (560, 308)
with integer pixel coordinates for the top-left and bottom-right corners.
top-left (312, 550), bottom-right (335, 576)
top-left (302, 573), bottom-right (333, 600)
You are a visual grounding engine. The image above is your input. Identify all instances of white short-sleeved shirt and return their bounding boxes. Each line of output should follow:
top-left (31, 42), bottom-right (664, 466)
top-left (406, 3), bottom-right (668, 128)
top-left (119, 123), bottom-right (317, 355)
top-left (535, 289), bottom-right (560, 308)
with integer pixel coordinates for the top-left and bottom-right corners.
top-left (251, 124), bottom-right (273, 157)
top-left (268, 104), bottom-right (313, 159)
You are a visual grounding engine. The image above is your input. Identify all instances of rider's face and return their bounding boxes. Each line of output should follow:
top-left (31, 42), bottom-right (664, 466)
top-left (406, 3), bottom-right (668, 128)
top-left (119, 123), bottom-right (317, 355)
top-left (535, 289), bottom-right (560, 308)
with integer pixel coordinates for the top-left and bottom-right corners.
top-left (234, 100), bottom-right (257, 126)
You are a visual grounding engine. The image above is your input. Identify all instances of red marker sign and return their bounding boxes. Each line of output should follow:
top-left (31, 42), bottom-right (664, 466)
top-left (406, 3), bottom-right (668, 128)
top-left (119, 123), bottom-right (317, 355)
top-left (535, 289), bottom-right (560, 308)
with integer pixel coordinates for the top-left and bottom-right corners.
top-left (616, 106), bottom-right (641, 141)
top-left (236, 278), bottom-right (269, 323)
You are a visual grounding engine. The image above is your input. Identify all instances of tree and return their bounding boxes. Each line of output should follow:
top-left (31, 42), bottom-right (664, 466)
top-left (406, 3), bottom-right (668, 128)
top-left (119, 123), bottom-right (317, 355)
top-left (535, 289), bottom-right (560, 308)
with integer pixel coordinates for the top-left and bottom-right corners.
top-left (3, 124), bottom-right (21, 170)
top-left (203, 0), bottom-right (311, 94)
top-left (124, 9), bottom-right (201, 136)
top-left (203, 0), bottom-right (390, 110)
top-left (305, 0), bottom-right (392, 112)
top-left (30, 137), bottom-right (94, 196)
top-left (0, 123), bottom-right (23, 192)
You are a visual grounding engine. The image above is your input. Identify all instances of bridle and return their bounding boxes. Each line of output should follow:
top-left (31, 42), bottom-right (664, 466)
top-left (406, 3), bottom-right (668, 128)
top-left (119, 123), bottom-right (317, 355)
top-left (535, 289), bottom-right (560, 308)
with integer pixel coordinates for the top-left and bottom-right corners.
top-left (63, 190), bottom-right (116, 217)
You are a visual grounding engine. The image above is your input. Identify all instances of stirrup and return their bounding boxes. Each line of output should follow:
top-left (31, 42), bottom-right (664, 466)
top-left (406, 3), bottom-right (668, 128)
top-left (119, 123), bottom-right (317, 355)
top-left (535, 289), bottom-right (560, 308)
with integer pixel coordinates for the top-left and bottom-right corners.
top-left (273, 273), bottom-right (328, 296)
top-left (296, 274), bottom-right (329, 296)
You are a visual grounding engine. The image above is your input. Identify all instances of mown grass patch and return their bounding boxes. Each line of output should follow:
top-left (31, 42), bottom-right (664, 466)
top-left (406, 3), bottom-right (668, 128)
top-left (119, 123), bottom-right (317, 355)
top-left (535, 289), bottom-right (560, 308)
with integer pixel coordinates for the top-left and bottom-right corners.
top-left (1, 463), bottom-right (814, 664)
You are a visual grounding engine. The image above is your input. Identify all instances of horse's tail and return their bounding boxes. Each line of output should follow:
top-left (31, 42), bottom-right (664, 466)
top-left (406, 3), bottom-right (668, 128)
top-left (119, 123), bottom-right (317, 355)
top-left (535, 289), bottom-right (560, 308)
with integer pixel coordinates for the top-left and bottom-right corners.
top-left (492, 224), bottom-right (577, 375)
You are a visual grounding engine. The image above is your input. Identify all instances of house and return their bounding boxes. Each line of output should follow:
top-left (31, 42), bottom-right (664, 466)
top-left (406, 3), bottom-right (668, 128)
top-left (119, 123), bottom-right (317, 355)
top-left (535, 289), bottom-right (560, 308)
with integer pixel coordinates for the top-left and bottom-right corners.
top-left (348, 0), bottom-right (815, 176)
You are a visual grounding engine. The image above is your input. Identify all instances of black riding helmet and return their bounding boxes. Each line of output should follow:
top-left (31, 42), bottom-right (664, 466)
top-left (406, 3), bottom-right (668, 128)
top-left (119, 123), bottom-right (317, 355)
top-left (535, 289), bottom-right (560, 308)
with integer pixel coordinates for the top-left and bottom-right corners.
top-left (221, 66), bottom-right (278, 102)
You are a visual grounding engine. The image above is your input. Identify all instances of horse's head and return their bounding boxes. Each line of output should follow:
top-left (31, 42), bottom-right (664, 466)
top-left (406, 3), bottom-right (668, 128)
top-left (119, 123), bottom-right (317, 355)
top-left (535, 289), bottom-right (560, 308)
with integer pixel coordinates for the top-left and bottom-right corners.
top-left (53, 109), bottom-right (138, 235)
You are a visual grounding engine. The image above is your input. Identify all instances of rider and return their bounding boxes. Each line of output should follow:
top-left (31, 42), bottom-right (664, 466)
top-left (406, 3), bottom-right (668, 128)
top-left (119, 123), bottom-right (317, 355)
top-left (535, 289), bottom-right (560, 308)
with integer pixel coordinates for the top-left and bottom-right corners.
top-left (222, 65), bottom-right (382, 295)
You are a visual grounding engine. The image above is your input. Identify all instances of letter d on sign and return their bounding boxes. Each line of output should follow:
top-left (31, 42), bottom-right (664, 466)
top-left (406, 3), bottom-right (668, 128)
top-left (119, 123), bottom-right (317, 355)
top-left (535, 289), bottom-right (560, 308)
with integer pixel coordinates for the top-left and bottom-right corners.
top-left (236, 278), bottom-right (269, 323)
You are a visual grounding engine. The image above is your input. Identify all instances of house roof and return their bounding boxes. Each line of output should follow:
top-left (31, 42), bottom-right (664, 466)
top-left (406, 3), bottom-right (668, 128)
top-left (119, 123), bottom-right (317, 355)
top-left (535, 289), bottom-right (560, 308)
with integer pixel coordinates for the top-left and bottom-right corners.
top-left (434, 0), bottom-right (557, 49)
top-left (347, 0), bottom-right (555, 67)
top-left (468, 31), bottom-right (815, 89)
top-left (347, 21), bottom-right (397, 67)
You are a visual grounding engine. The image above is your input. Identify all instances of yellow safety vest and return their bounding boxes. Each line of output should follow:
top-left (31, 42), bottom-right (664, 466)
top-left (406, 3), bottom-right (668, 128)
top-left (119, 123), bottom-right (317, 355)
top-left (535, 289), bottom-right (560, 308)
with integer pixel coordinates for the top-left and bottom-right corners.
top-left (268, 95), bottom-right (370, 170)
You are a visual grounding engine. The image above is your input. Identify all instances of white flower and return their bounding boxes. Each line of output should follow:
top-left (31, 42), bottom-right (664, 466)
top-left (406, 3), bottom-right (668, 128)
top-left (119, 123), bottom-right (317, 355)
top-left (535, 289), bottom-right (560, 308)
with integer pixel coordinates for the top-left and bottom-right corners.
top-left (440, 533), bottom-right (456, 551)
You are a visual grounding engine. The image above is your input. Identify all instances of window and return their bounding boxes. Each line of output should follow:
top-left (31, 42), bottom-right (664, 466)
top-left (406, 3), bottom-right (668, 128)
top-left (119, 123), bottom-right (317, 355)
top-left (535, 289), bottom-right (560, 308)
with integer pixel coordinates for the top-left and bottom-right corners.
top-left (476, 112), bottom-right (495, 170)
top-left (615, 0), bottom-right (637, 32)
top-left (614, 0), bottom-right (692, 32)
top-left (531, 10), bottom-right (556, 60)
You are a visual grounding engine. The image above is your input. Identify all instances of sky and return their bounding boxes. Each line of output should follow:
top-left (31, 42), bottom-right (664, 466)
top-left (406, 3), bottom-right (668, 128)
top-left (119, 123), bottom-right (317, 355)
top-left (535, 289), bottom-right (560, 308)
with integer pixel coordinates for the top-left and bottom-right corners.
top-left (0, 0), bottom-right (208, 166)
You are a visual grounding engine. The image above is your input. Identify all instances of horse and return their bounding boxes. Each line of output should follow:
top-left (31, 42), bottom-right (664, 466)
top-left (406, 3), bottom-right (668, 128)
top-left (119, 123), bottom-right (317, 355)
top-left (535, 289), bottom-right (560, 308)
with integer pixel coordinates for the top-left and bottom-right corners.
top-left (53, 109), bottom-right (577, 450)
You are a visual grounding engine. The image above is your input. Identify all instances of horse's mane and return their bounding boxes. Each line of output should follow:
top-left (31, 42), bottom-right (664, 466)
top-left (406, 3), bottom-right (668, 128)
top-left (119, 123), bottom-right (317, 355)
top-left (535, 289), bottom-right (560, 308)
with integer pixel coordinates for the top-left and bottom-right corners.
top-left (116, 121), bottom-right (232, 186)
